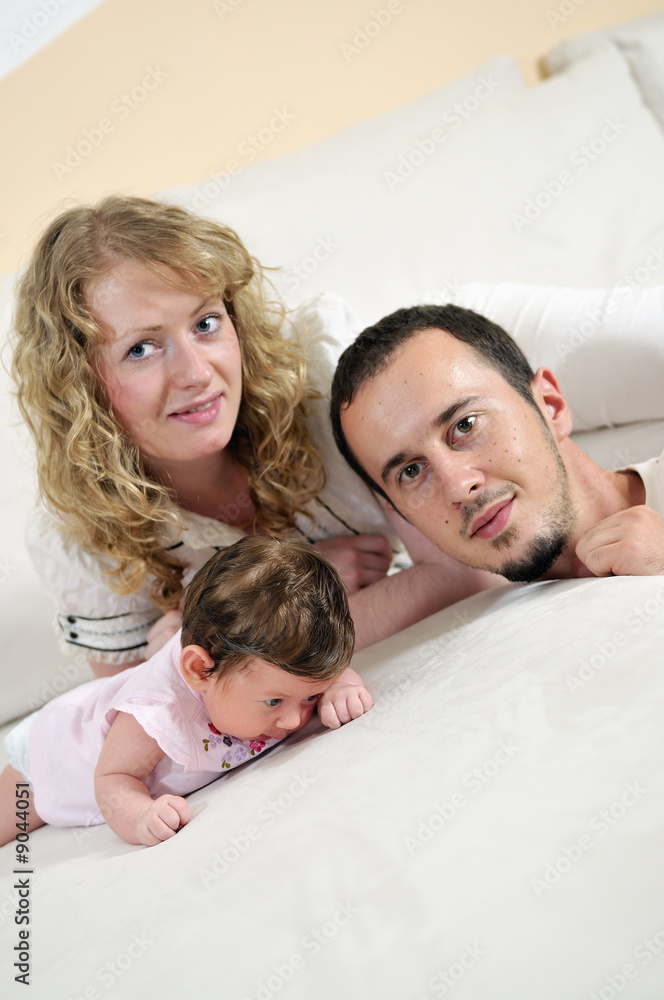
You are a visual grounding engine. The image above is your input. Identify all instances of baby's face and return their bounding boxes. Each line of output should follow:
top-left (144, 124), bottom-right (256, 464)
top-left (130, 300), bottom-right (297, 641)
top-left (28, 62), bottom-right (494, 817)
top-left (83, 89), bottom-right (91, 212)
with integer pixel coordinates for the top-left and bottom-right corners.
top-left (199, 657), bottom-right (339, 741)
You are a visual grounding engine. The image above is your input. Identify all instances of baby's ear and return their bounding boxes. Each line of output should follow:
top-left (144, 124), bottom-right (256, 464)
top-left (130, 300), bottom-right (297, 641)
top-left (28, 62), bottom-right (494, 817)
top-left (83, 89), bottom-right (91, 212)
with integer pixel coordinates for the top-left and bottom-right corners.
top-left (180, 645), bottom-right (216, 691)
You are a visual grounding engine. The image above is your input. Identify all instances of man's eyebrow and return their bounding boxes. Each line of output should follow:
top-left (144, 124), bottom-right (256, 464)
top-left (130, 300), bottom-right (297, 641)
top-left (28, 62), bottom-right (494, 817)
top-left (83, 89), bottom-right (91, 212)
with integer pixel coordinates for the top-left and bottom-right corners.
top-left (381, 451), bottom-right (409, 484)
top-left (380, 395), bottom-right (483, 484)
top-left (432, 395), bottom-right (483, 429)
top-left (121, 298), bottom-right (212, 340)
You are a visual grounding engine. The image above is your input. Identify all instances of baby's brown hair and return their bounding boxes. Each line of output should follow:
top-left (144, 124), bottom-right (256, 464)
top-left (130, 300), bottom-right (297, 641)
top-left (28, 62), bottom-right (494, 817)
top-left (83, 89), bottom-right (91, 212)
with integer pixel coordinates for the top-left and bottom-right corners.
top-left (181, 536), bottom-right (354, 681)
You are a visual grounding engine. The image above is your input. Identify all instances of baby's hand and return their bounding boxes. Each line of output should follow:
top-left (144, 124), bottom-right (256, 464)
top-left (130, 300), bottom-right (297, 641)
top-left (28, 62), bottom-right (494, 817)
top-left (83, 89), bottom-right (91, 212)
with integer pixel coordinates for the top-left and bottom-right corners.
top-left (135, 794), bottom-right (190, 847)
top-left (318, 668), bottom-right (373, 730)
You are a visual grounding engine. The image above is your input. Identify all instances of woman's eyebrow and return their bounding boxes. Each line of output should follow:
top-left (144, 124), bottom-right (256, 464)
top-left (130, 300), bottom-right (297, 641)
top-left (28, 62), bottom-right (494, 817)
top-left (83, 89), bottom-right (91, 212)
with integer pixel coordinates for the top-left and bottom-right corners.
top-left (120, 299), bottom-right (212, 340)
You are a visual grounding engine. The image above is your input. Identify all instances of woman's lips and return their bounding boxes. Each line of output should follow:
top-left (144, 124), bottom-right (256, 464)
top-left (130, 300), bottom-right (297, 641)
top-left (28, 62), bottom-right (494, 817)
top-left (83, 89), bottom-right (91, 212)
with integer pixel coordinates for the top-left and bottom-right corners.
top-left (471, 498), bottom-right (514, 540)
top-left (168, 394), bottom-right (221, 425)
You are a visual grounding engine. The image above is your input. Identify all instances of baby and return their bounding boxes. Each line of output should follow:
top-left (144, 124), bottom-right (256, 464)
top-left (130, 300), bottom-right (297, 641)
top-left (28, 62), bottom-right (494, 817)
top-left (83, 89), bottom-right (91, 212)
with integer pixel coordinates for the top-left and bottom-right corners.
top-left (0, 536), bottom-right (370, 847)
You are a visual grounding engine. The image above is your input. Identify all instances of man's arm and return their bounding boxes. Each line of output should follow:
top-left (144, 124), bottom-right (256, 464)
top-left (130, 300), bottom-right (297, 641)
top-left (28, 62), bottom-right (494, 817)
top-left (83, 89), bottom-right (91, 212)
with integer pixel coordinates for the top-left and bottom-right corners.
top-left (348, 501), bottom-right (504, 649)
top-left (349, 559), bottom-right (502, 650)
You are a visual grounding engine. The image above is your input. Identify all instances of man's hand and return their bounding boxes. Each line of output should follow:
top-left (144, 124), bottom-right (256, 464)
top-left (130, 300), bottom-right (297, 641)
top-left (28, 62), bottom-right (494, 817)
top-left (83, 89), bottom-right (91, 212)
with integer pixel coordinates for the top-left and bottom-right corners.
top-left (575, 505), bottom-right (664, 577)
top-left (318, 667), bottom-right (373, 730)
top-left (314, 535), bottom-right (392, 593)
top-left (134, 794), bottom-right (190, 847)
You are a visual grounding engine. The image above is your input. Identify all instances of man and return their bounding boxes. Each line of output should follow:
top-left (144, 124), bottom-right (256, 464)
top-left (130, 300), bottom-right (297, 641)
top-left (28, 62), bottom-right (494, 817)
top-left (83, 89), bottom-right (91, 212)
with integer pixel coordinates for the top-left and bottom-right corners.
top-left (330, 304), bottom-right (664, 581)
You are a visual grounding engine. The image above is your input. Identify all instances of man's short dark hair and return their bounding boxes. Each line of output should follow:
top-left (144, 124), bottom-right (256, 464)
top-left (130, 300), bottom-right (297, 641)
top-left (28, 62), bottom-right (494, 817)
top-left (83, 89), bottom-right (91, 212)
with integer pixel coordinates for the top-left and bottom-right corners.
top-left (330, 304), bottom-right (537, 499)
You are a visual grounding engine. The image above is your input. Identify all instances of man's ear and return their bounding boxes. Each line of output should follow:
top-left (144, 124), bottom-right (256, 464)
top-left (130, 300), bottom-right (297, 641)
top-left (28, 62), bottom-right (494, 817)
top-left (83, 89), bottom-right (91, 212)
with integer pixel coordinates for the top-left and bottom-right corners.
top-left (180, 645), bottom-right (216, 691)
top-left (531, 368), bottom-right (573, 442)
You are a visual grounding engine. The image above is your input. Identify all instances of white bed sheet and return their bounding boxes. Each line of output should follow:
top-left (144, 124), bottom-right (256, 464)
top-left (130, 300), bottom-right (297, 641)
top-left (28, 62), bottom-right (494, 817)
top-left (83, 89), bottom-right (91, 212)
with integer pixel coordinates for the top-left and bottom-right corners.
top-left (1, 575), bottom-right (663, 998)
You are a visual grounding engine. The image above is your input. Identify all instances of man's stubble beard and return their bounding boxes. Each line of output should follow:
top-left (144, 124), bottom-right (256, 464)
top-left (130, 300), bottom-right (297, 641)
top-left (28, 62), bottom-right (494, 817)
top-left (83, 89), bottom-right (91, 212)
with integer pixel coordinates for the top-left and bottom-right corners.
top-left (496, 438), bottom-right (577, 583)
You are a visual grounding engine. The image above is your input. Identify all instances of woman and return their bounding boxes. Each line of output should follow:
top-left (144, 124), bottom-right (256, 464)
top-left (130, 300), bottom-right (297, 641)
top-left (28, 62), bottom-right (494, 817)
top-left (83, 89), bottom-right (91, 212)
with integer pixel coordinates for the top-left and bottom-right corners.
top-left (12, 196), bottom-right (495, 677)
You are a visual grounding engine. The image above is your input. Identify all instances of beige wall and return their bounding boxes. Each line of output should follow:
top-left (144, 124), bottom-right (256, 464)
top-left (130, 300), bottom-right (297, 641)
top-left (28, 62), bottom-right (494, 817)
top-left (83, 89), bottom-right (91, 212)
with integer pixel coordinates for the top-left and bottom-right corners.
top-left (1, 0), bottom-right (662, 276)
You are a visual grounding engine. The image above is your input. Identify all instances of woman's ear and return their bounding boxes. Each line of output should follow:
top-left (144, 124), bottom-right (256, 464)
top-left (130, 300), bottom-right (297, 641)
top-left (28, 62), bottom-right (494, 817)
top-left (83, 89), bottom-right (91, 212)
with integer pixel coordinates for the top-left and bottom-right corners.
top-left (531, 367), bottom-right (573, 442)
top-left (180, 645), bottom-right (216, 691)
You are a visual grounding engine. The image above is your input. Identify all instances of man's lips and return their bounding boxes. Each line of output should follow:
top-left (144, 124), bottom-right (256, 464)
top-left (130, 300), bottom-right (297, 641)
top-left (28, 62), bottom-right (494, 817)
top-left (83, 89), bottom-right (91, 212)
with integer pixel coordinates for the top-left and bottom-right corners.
top-left (470, 497), bottom-right (514, 540)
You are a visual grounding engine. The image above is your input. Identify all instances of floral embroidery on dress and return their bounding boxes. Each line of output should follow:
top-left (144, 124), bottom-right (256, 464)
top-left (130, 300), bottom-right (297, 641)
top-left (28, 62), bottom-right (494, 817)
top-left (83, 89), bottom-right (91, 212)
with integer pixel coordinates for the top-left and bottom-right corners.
top-left (202, 721), bottom-right (224, 752)
top-left (201, 723), bottom-right (270, 765)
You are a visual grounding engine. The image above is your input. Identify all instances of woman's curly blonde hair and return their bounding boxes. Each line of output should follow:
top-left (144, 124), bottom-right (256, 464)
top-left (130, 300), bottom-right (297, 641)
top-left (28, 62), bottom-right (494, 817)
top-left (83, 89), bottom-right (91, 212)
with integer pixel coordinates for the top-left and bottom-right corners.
top-left (11, 195), bottom-right (325, 610)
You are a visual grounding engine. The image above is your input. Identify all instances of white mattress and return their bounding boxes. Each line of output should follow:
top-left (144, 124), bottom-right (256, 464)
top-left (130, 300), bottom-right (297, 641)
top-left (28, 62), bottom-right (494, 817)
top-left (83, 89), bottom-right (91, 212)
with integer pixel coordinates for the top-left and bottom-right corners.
top-left (2, 575), bottom-right (663, 998)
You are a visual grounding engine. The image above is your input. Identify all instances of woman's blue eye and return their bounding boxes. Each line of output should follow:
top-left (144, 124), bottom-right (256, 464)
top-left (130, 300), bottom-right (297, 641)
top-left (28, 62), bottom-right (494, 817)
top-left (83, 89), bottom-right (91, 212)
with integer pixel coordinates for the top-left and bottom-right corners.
top-left (127, 342), bottom-right (150, 359)
top-left (265, 698), bottom-right (282, 708)
top-left (196, 314), bottom-right (221, 335)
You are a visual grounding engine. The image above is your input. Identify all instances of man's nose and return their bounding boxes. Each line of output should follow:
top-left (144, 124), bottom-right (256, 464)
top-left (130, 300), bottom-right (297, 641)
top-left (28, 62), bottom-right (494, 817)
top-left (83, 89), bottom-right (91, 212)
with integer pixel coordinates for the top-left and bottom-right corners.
top-left (432, 449), bottom-right (486, 505)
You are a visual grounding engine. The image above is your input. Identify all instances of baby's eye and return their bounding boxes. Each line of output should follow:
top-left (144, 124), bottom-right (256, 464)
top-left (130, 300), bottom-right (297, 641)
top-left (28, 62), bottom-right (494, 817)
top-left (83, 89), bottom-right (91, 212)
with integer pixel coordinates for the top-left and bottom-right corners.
top-left (305, 694), bottom-right (320, 703)
top-left (195, 314), bottom-right (221, 335)
top-left (265, 698), bottom-right (282, 708)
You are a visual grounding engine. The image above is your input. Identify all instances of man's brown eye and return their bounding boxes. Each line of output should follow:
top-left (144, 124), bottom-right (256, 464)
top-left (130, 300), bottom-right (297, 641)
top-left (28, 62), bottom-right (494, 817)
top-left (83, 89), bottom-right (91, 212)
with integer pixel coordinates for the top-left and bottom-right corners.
top-left (456, 416), bottom-right (475, 434)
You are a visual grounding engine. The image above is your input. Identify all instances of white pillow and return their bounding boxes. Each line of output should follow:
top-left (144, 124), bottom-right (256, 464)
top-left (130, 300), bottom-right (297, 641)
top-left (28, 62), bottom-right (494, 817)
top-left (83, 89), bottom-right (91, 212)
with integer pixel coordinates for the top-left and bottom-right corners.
top-left (544, 13), bottom-right (664, 133)
top-left (161, 54), bottom-right (525, 213)
top-left (162, 45), bottom-right (664, 325)
top-left (571, 421), bottom-right (664, 474)
top-left (427, 281), bottom-right (664, 434)
top-left (0, 273), bottom-right (94, 727)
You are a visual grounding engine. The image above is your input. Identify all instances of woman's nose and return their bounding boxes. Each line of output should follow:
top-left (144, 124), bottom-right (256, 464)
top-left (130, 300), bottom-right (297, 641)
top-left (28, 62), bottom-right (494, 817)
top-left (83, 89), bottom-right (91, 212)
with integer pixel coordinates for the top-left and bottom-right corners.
top-left (170, 341), bottom-right (213, 389)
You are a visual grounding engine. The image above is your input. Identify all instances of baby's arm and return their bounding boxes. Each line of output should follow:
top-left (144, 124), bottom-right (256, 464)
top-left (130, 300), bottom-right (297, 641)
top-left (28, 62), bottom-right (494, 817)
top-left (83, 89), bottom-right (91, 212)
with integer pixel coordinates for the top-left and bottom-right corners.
top-left (94, 712), bottom-right (190, 846)
top-left (318, 667), bottom-right (373, 730)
